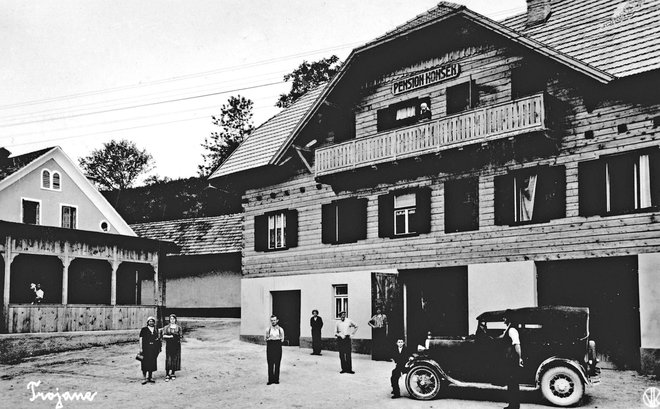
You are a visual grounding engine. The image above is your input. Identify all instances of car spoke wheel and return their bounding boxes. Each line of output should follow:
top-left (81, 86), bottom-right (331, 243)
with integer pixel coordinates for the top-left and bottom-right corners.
top-left (540, 366), bottom-right (584, 407)
top-left (405, 366), bottom-right (443, 400)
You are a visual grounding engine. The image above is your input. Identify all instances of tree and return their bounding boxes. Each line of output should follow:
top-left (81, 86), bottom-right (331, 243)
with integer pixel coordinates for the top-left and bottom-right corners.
top-left (276, 55), bottom-right (342, 108)
top-left (79, 139), bottom-right (154, 191)
top-left (199, 95), bottom-right (254, 177)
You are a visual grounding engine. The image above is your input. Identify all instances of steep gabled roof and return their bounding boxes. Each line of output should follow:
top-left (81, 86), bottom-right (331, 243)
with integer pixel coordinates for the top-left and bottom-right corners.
top-left (130, 213), bottom-right (243, 256)
top-left (0, 147), bottom-right (54, 182)
top-left (210, 1), bottom-right (660, 179)
top-left (0, 146), bottom-right (136, 236)
top-left (209, 85), bottom-right (327, 179)
top-left (500, 0), bottom-right (660, 78)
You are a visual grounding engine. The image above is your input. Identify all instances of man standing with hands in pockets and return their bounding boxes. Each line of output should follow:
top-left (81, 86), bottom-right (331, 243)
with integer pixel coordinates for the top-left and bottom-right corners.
top-left (335, 311), bottom-right (358, 374)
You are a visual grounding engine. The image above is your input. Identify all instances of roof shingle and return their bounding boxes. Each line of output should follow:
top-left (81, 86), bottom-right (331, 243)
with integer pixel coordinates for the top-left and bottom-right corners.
top-left (209, 84), bottom-right (327, 178)
top-left (131, 213), bottom-right (243, 256)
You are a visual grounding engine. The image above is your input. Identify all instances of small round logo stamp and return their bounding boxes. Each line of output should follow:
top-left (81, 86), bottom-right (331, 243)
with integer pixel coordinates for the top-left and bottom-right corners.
top-left (643, 387), bottom-right (660, 408)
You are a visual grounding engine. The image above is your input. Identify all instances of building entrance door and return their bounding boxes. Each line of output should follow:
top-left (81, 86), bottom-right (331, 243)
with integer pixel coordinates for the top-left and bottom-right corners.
top-left (401, 267), bottom-right (468, 347)
top-left (272, 290), bottom-right (301, 346)
top-left (537, 257), bottom-right (640, 369)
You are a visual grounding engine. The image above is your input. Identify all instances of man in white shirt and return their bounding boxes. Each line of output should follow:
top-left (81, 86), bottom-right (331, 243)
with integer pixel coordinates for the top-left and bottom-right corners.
top-left (265, 315), bottom-right (284, 385)
top-left (335, 311), bottom-right (358, 374)
top-left (502, 310), bottom-right (523, 409)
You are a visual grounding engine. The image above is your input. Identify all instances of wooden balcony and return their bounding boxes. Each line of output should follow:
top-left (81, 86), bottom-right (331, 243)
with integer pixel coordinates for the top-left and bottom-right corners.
top-left (315, 93), bottom-right (548, 176)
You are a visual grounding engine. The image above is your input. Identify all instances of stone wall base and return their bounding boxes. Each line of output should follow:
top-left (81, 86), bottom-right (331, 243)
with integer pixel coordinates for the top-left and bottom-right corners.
top-left (0, 330), bottom-right (137, 364)
top-left (640, 348), bottom-right (660, 376)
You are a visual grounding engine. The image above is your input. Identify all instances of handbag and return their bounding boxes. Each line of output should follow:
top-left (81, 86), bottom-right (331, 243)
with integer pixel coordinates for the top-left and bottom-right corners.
top-left (135, 352), bottom-right (144, 361)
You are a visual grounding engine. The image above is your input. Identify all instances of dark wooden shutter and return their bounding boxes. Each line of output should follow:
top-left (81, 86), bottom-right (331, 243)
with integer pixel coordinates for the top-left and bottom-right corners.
top-left (415, 187), bottom-right (432, 234)
top-left (321, 203), bottom-right (337, 244)
top-left (341, 198), bottom-right (368, 243)
top-left (535, 166), bottom-right (566, 222)
top-left (494, 174), bottom-right (514, 225)
top-left (285, 209), bottom-right (298, 248)
top-left (650, 148), bottom-right (660, 207)
top-left (470, 79), bottom-right (479, 108)
top-left (578, 160), bottom-right (606, 216)
top-left (378, 193), bottom-right (394, 238)
top-left (254, 214), bottom-right (268, 251)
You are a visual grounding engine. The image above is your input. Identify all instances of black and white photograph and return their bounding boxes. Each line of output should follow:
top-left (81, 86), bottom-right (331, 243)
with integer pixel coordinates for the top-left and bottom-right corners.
top-left (1, 1), bottom-right (660, 408)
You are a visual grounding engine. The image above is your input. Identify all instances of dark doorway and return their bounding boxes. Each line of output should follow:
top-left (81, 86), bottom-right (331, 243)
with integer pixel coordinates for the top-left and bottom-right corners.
top-left (68, 259), bottom-right (111, 305)
top-left (9, 255), bottom-right (63, 303)
top-left (272, 290), bottom-right (301, 346)
top-left (116, 263), bottom-right (154, 305)
top-left (402, 267), bottom-right (468, 347)
top-left (537, 257), bottom-right (640, 369)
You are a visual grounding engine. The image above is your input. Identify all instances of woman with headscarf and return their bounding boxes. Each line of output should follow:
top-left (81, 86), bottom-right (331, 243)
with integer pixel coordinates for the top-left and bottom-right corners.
top-left (162, 313), bottom-right (182, 381)
top-left (139, 316), bottom-right (160, 384)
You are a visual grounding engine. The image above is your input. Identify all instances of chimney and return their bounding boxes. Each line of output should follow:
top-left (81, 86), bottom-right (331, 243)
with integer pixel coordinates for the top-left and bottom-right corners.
top-left (0, 147), bottom-right (10, 160)
top-left (526, 0), bottom-right (552, 26)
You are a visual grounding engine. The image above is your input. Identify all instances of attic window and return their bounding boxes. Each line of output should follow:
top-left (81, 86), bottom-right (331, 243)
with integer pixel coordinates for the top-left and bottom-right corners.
top-left (617, 124), bottom-right (628, 134)
top-left (52, 172), bottom-right (61, 190)
top-left (653, 116), bottom-right (660, 128)
top-left (41, 170), bottom-right (50, 189)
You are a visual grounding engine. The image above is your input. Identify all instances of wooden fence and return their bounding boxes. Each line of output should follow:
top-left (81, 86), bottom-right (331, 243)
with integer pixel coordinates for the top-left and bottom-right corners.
top-left (7, 304), bottom-right (157, 333)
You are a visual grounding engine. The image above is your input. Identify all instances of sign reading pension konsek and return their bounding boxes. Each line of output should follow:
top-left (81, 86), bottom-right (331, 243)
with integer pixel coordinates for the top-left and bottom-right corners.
top-left (392, 63), bottom-right (461, 95)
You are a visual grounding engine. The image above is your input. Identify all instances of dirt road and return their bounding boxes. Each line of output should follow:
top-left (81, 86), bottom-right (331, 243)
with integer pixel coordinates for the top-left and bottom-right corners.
top-left (1, 319), bottom-right (658, 409)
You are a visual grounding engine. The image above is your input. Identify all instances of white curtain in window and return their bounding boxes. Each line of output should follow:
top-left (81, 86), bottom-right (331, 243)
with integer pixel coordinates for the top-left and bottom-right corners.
top-left (395, 106), bottom-right (415, 120)
top-left (638, 154), bottom-right (651, 208)
top-left (517, 174), bottom-right (537, 221)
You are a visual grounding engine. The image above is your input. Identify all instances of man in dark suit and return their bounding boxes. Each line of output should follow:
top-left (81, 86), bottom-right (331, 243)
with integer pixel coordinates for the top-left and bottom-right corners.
top-left (390, 337), bottom-right (410, 398)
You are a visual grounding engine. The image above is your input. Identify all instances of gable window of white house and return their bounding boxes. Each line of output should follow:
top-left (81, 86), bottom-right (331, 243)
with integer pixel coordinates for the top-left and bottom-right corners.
top-left (334, 284), bottom-right (348, 318)
top-left (41, 169), bottom-right (61, 191)
top-left (61, 205), bottom-right (77, 229)
top-left (21, 198), bottom-right (40, 225)
top-left (394, 192), bottom-right (417, 235)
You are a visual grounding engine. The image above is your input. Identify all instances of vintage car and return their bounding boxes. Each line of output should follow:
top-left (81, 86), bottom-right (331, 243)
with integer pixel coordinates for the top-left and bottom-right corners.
top-left (403, 306), bottom-right (600, 407)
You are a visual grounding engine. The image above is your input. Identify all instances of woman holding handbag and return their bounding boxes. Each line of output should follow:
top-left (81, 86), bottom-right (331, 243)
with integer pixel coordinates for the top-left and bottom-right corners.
top-left (138, 316), bottom-right (160, 384)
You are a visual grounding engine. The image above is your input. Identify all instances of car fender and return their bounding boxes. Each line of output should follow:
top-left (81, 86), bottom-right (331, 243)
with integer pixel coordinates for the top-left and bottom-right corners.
top-left (535, 357), bottom-right (589, 386)
top-left (404, 357), bottom-right (449, 381)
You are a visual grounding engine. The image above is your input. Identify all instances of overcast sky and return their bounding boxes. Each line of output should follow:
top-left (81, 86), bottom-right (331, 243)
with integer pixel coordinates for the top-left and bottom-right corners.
top-left (0, 0), bottom-right (526, 182)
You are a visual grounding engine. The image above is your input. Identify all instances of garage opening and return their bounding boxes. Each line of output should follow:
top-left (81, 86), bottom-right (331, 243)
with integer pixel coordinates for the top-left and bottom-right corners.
top-left (537, 256), bottom-right (640, 369)
top-left (401, 267), bottom-right (468, 347)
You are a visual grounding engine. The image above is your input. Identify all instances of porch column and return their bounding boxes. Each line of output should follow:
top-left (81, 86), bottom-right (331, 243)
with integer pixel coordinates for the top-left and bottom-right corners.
top-left (3, 236), bottom-right (13, 332)
top-left (61, 259), bottom-right (71, 304)
top-left (61, 243), bottom-right (71, 304)
top-left (152, 253), bottom-right (160, 306)
top-left (111, 246), bottom-right (119, 306)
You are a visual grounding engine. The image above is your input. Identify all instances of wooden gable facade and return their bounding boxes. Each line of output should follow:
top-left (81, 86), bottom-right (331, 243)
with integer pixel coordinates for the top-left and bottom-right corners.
top-left (212, 1), bottom-right (660, 373)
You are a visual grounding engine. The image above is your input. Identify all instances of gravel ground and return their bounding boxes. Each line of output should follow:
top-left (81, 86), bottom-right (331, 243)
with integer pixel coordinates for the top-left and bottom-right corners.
top-left (1, 318), bottom-right (658, 409)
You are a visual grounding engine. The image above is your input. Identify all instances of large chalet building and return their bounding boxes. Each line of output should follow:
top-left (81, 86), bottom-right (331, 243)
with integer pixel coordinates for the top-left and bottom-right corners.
top-left (210, 0), bottom-right (660, 373)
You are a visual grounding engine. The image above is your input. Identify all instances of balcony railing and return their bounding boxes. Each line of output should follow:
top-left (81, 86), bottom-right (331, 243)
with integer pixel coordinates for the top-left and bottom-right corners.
top-left (315, 93), bottom-right (547, 176)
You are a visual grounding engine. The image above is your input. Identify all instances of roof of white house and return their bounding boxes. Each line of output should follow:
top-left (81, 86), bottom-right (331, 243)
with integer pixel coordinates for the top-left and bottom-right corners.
top-left (0, 146), bottom-right (136, 236)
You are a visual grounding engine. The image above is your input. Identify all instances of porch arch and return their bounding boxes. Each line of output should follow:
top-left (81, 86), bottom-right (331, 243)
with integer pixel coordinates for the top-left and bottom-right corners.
top-left (68, 259), bottom-right (112, 305)
top-left (9, 254), bottom-right (62, 304)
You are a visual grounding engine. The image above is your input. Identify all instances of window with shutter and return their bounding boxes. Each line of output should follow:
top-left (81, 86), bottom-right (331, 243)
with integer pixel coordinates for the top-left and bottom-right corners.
top-left (322, 198), bottom-right (368, 244)
top-left (254, 210), bottom-right (298, 251)
top-left (445, 178), bottom-right (479, 233)
top-left (379, 187), bottom-right (432, 238)
top-left (447, 80), bottom-right (478, 115)
top-left (377, 97), bottom-right (431, 132)
top-left (579, 149), bottom-right (659, 216)
top-left (495, 166), bottom-right (565, 225)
